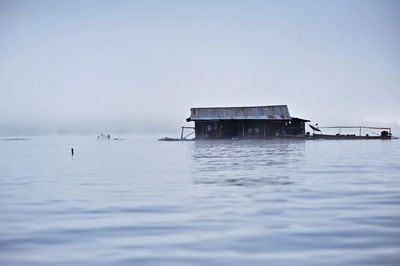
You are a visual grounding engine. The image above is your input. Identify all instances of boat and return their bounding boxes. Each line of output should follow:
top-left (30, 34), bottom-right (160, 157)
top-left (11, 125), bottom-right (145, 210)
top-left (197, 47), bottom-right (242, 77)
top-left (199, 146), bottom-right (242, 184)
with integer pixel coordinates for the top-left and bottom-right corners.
top-left (312, 134), bottom-right (392, 140)
top-left (310, 126), bottom-right (394, 140)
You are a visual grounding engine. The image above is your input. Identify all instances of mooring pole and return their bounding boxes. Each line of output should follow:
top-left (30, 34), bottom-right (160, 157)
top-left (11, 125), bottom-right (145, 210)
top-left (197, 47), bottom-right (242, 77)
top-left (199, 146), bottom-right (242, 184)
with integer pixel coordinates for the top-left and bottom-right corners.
top-left (180, 127), bottom-right (184, 140)
top-left (264, 123), bottom-right (266, 137)
top-left (71, 148), bottom-right (74, 156)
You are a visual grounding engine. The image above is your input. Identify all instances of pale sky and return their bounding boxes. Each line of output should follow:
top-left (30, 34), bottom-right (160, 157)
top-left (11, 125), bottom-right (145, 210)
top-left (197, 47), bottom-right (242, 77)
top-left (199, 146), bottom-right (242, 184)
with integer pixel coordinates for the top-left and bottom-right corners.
top-left (0, 0), bottom-right (399, 136)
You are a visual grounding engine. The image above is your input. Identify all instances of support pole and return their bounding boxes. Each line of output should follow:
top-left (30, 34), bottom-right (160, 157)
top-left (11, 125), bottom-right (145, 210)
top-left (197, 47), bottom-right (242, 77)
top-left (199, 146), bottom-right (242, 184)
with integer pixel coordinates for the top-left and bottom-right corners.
top-left (264, 123), bottom-right (266, 137)
top-left (180, 127), bottom-right (184, 140)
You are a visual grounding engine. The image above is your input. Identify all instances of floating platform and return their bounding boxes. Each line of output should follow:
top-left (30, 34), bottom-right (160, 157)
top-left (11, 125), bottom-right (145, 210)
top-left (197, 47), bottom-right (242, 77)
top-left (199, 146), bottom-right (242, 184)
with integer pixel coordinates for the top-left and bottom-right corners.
top-left (159, 136), bottom-right (396, 141)
top-left (159, 125), bottom-right (396, 141)
top-left (312, 134), bottom-right (394, 140)
top-left (159, 137), bottom-right (194, 141)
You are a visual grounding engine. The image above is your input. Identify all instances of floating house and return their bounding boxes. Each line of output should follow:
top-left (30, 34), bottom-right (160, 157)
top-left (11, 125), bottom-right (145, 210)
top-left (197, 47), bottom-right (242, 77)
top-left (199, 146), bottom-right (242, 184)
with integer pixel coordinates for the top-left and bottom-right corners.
top-left (186, 105), bottom-right (310, 139)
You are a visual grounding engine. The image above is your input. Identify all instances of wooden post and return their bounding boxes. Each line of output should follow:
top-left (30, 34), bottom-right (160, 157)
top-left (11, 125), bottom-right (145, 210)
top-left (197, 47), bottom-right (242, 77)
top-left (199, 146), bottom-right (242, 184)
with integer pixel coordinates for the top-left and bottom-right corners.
top-left (180, 127), bottom-right (184, 140)
top-left (71, 148), bottom-right (74, 156)
top-left (264, 123), bottom-right (266, 137)
top-left (242, 122), bottom-right (245, 137)
top-left (359, 127), bottom-right (361, 137)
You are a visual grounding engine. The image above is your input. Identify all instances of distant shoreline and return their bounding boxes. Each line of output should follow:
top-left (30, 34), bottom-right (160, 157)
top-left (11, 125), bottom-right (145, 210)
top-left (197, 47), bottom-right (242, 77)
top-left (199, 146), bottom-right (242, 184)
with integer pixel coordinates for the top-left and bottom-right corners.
top-left (1, 138), bottom-right (31, 141)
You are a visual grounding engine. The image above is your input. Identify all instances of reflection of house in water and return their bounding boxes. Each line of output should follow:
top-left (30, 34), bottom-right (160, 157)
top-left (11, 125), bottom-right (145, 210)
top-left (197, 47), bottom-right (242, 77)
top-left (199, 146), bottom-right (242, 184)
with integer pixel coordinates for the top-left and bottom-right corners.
top-left (191, 139), bottom-right (306, 187)
top-left (186, 105), bottom-right (309, 139)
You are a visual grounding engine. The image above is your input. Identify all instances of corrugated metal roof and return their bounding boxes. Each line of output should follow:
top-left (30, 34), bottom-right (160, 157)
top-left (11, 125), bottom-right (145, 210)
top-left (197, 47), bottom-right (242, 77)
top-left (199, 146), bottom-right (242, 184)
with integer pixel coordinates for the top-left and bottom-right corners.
top-left (188, 105), bottom-right (292, 121)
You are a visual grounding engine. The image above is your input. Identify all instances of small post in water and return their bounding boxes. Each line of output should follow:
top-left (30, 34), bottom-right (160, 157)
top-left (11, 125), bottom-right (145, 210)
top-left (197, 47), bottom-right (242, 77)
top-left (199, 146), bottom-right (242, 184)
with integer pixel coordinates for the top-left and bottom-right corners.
top-left (71, 148), bottom-right (74, 156)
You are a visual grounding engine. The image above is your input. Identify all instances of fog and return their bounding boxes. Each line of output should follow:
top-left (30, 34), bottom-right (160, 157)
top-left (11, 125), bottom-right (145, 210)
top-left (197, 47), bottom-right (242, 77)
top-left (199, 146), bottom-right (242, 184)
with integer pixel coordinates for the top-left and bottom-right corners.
top-left (1, 0), bottom-right (399, 136)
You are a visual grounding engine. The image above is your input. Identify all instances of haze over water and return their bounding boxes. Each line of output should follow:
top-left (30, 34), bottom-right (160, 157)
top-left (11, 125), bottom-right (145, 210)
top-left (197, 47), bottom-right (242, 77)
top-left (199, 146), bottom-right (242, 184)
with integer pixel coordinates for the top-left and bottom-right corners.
top-left (1, 136), bottom-right (399, 265)
top-left (1, 0), bottom-right (400, 135)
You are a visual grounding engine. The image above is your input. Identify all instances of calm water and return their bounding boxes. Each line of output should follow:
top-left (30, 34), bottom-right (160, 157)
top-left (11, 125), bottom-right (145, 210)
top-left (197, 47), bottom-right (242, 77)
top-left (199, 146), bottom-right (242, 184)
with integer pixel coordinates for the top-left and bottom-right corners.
top-left (0, 136), bottom-right (399, 265)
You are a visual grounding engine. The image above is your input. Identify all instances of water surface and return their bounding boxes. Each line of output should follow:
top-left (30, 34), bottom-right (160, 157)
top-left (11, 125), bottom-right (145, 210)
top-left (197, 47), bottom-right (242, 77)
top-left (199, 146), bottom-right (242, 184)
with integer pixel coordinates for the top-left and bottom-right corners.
top-left (0, 137), bottom-right (399, 265)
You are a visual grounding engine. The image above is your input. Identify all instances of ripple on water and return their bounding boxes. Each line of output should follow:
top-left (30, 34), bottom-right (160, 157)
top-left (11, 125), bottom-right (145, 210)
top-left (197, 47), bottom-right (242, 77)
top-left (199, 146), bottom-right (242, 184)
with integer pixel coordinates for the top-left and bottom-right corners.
top-left (0, 137), bottom-right (399, 265)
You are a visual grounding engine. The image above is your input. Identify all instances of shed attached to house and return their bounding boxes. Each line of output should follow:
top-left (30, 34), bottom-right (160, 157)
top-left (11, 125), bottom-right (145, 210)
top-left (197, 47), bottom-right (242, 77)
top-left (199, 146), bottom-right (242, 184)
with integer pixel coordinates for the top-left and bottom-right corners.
top-left (186, 105), bottom-right (309, 139)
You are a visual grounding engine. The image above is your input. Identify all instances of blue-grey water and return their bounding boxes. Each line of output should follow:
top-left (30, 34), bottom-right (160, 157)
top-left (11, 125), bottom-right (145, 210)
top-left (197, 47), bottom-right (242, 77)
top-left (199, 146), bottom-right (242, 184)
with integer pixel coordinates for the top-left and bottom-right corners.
top-left (0, 136), bottom-right (399, 266)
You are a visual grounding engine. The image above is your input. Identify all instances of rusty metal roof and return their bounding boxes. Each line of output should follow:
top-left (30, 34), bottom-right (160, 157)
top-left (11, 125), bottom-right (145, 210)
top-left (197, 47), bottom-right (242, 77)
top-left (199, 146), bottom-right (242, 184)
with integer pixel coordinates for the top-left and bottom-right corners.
top-left (188, 105), bottom-right (294, 121)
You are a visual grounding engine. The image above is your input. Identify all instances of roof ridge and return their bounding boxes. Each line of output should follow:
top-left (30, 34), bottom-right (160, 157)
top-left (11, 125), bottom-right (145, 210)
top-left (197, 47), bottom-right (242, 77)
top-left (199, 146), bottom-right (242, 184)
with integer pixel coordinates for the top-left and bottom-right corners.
top-left (191, 105), bottom-right (288, 109)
